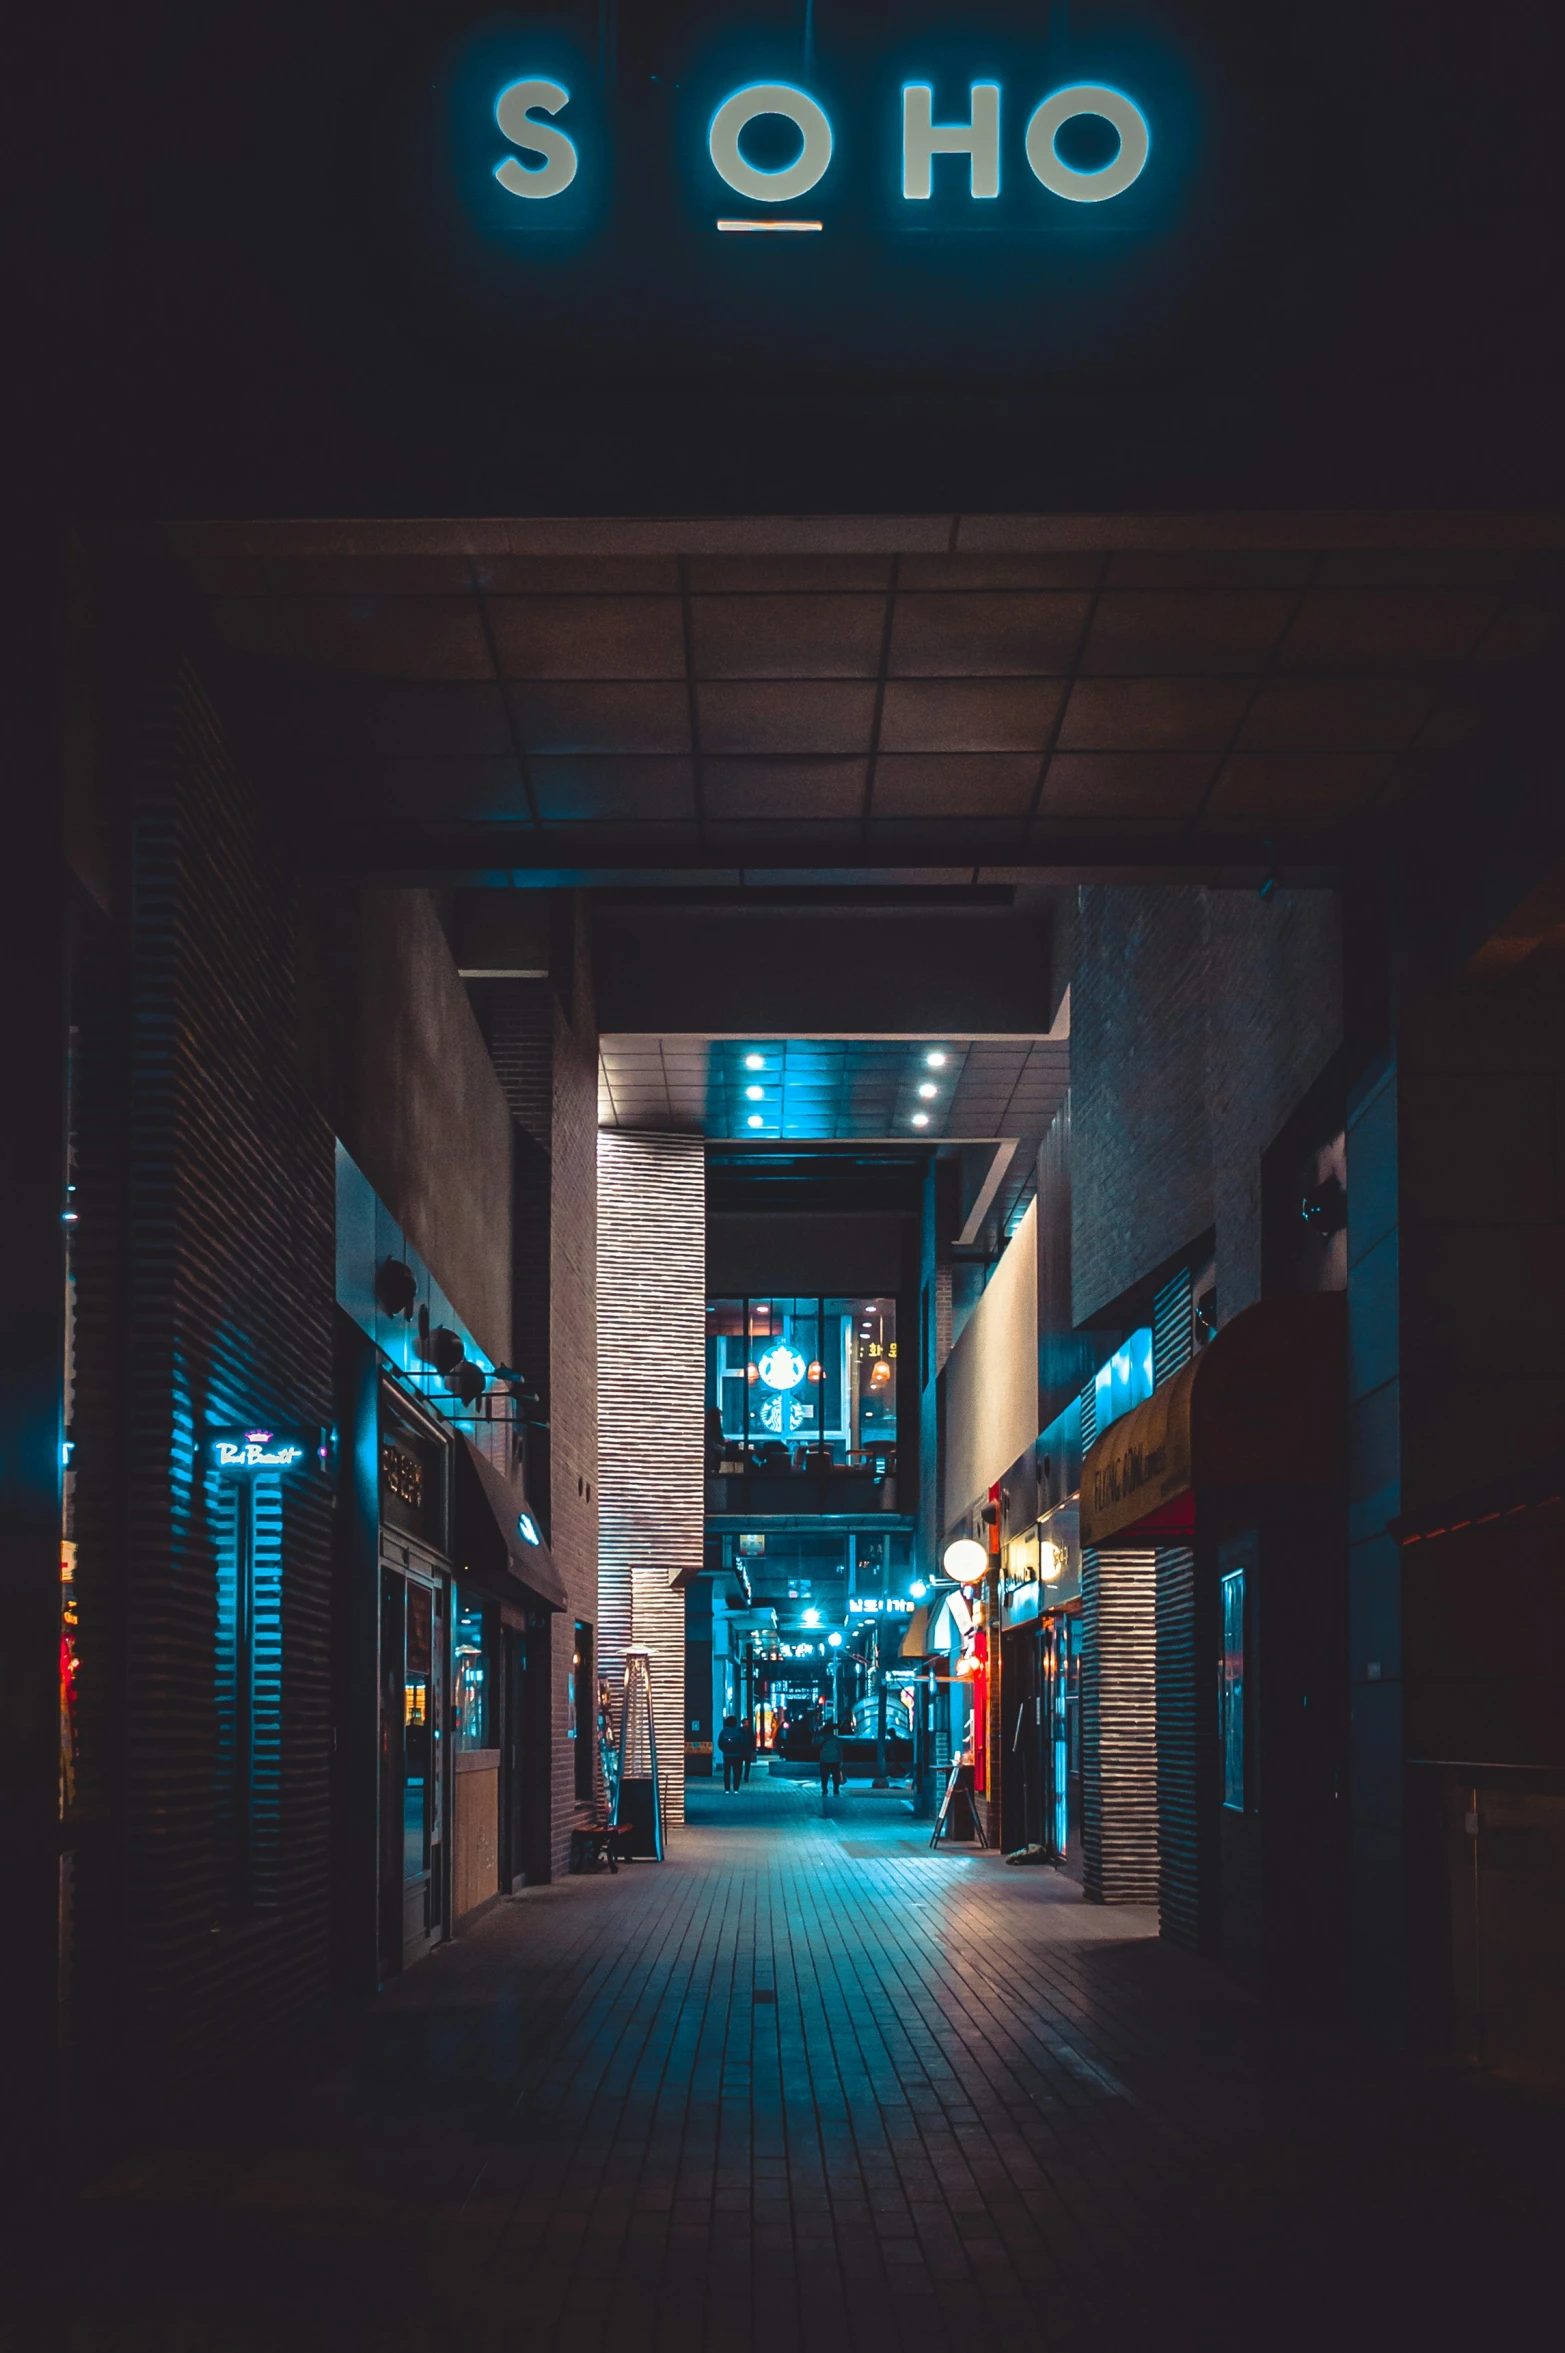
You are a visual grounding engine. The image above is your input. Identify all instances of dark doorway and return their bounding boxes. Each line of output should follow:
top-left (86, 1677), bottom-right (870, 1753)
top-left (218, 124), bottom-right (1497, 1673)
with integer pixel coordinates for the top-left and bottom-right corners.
top-left (1001, 1626), bottom-right (1046, 1855)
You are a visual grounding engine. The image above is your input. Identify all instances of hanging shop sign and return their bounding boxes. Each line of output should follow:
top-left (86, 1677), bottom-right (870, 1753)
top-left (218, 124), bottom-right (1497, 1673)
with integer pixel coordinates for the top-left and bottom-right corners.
top-left (848, 1595), bottom-right (915, 1616)
top-left (210, 1426), bottom-right (314, 1475)
top-left (492, 76), bottom-right (1152, 218)
top-left (427, 7), bottom-right (1235, 387)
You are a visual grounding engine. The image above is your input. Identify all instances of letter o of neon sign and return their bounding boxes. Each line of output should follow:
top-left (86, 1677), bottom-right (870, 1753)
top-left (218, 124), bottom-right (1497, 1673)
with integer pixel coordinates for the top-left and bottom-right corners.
top-left (709, 83), bottom-right (834, 203)
top-left (1025, 84), bottom-right (1150, 203)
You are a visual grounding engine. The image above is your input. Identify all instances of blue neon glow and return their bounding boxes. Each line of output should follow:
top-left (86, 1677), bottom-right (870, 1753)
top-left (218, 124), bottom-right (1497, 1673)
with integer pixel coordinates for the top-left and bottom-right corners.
top-left (708, 83), bottom-right (833, 203)
top-left (494, 78), bottom-right (578, 199)
top-left (1025, 85), bottom-right (1150, 203)
top-left (1092, 1326), bottom-right (1154, 1433)
top-left (901, 83), bottom-right (1002, 200)
top-left (517, 1510), bottom-right (541, 1546)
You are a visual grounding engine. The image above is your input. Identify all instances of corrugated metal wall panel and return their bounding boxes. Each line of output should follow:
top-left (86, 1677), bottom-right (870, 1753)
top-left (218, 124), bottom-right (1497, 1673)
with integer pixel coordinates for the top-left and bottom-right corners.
top-left (483, 943), bottom-right (602, 1876)
top-left (597, 1132), bottom-right (705, 1829)
top-left (1081, 1545), bottom-right (1159, 1903)
top-left (120, 654), bottom-right (336, 2101)
top-left (1152, 1268), bottom-right (1193, 1390)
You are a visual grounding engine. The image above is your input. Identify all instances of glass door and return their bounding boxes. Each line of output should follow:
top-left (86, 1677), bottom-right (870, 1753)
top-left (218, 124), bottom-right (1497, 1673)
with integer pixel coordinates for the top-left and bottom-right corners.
top-left (380, 1565), bottom-right (446, 1974)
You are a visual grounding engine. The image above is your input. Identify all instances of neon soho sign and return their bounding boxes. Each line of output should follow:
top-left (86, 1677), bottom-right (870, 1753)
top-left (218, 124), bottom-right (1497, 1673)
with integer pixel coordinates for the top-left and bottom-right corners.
top-left (211, 1428), bottom-right (309, 1474)
top-left (493, 78), bottom-right (1151, 216)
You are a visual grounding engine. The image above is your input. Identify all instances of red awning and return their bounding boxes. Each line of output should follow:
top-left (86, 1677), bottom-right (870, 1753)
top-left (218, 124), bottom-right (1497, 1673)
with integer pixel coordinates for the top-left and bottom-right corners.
top-left (1079, 1294), bottom-right (1345, 1547)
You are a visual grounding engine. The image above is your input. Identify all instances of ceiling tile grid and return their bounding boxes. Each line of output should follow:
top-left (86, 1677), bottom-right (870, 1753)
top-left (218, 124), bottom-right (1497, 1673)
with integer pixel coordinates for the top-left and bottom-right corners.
top-left (188, 530), bottom-right (1561, 856)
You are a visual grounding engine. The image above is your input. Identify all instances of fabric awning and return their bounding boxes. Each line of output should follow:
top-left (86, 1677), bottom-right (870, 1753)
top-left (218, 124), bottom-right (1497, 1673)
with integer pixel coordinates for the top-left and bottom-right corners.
top-left (454, 1433), bottom-right (568, 1613)
top-left (899, 1604), bottom-right (932, 1659)
top-left (1079, 1294), bottom-right (1345, 1547)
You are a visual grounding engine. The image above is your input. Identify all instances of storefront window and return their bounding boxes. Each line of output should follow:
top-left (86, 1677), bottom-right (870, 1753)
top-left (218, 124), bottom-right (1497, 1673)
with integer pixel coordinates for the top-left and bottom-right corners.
top-left (705, 1296), bottom-right (897, 1465)
top-left (451, 1595), bottom-right (493, 1751)
top-left (1220, 1569), bottom-right (1245, 1810)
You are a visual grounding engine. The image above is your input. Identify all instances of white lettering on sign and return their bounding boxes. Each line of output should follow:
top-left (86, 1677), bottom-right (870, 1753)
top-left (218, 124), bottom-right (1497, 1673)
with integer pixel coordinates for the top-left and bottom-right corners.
top-left (494, 78), bottom-right (579, 199)
top-left (708, 83), bottom-right (834, 204)
top-left (215, 1438), bottom-right (305, 1471)
top-left (902, 83), bottom-right (1001, 200)
top-left (1025, 84), bottom-right (1150, 202)
top-left (491, 76), bottom-right (1151, 211)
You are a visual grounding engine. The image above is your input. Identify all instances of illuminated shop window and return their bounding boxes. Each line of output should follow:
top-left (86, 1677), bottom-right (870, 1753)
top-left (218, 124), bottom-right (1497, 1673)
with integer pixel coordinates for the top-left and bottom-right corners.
top-left (452, 1596), bottom-right (493, 1751)
top-left (705, 1297), bottom-right (897, 1464)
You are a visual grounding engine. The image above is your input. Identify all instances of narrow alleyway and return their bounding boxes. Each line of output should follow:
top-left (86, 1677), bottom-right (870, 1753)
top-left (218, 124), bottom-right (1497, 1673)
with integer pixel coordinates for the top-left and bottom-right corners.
top-left (64, 1781), bottom-right (1556, 2353)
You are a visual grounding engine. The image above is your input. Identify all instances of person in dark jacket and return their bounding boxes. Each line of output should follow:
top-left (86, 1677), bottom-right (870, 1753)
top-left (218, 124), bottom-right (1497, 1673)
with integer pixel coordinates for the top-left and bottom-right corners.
top-left (817, 1724), bottom-right (844, 1801)
top-left (740, 1718), bottom-right (758, 1783)
top-left (717, 1714), bottom-right (744, 1792)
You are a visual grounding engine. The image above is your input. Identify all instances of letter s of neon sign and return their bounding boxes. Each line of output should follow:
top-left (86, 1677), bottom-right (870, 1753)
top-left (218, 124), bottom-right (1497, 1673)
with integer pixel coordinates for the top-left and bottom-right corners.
top-left (494, 79), bottom-right (579, 198)
top-left (492, 79), bottom-right (1150, 207)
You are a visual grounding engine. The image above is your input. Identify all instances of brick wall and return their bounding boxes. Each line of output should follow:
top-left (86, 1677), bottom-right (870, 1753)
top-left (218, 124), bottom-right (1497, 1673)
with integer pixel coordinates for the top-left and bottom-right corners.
top-left (483, 904), bottom-right (601, 1881)
top-left (296, 886), bottom-right (512, 1365)
top-left (547, 908), bottom-right (601, 1876)
top-left (597, 1132), bottom-right (705, 1830)
top-left (116, 651), bottom-right (337, 2099)
top-left (1072, 885), bottom-right (1342, 1325)
top-left (486, 979), bottom-right (553, 1517)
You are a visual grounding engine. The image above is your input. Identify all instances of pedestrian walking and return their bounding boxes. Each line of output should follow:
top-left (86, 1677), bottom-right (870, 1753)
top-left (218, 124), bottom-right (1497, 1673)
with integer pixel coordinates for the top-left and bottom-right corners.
top-left (717, 1714), bottom-right (744, 1792)
top-left (740, 1718), bottom-right (758, 1784)
top-left (818, 1724), bottom-right (844, 1803)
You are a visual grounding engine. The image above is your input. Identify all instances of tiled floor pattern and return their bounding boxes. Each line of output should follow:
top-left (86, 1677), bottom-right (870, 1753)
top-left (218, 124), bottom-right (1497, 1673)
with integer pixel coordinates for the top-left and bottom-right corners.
top-left (59, 1775), bottom-right (1560, 2351)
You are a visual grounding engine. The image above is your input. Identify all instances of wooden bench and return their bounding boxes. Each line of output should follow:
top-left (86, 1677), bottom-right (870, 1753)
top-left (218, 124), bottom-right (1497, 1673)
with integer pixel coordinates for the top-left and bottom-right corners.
top-left (570, 1820), bottom-right (637, 1875)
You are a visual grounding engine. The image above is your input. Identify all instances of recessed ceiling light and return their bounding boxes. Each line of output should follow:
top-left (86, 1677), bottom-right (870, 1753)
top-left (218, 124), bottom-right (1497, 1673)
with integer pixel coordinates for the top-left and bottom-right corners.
top-left (911, 1111), bottom-right (930, 1127)
top-left (744, 1052), bottom-right (765, 1070)
top-left (745, 1084), bottom-right (764, 1100)
top-left (747, 1113), bottom-right (765, 1129)
top-left (926, 1049), bottom-right (948, 1068)
top-left (917, 1081), bottom-right (938, 1099)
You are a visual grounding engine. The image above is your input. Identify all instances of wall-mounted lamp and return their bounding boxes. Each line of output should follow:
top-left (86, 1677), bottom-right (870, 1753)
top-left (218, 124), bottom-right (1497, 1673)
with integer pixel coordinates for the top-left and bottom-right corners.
top-left (376, 1258), bottom-right (418, 1319)
top-left (448, 1359), bottom-right (488, 1406)
top-left (942, 1536), bottom-right (987, 1580)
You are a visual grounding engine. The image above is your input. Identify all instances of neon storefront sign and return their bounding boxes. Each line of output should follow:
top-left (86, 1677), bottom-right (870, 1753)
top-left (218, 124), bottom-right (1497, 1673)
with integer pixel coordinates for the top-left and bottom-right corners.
top-left (493, 77), bottom-right (1151, 214)
top-left (211, 1427), bottom-right (310, 1474)
top-left (756, 1344), bottom-right (807, 1391)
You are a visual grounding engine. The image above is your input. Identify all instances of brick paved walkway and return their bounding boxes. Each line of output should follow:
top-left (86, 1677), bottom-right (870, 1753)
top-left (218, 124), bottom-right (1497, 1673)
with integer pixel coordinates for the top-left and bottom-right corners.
top-left (58, 1774), bottom-right (1561, 2351)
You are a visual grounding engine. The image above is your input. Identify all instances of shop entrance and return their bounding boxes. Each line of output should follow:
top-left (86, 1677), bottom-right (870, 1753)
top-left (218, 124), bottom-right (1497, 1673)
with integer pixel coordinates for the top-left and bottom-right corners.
top-left (380, 1563), bottom-right (446, 1975)
top-left (1000, 1627), bottom-right (1046, 1856)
